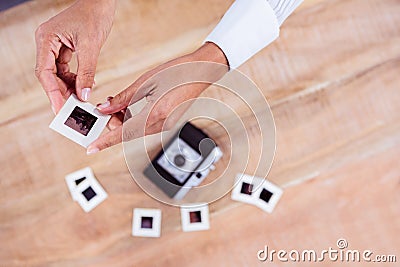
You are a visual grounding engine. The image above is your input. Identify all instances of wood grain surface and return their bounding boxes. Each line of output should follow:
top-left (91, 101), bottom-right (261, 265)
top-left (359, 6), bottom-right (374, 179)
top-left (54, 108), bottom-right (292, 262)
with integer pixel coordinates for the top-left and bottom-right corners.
top-left (0, 0), bottom-right (399, 266)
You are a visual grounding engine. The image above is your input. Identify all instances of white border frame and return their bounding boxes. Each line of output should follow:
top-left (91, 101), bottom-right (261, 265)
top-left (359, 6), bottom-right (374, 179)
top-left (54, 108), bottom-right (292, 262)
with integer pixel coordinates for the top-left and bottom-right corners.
top-left (231, 173), bottom-right (263, 205)
top-left (74, 174), bottom-right (108, 213)
top-left (253, 179), bottom-right (283, 213)
top-left (49, 94), bottom-right (111, 148)
top-left (132, 208), bottom-right (162, 238)
top-left (65, 167), bottom-right (95, 201)
top-left (180, 203), bottom-right (210, 232)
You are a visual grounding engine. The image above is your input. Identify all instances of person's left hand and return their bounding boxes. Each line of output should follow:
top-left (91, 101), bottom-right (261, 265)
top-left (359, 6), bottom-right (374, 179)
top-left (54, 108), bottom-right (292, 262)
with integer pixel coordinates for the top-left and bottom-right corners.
top-left (86, 42), bottom-right (228, 154)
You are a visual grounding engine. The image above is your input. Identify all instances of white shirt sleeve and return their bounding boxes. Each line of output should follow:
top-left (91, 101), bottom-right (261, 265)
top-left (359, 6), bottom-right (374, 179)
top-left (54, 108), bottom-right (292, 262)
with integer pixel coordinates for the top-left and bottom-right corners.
top-left (204, 0), bottom-right (303, 69)
top-left (268, 0), bottom-right (303, 26)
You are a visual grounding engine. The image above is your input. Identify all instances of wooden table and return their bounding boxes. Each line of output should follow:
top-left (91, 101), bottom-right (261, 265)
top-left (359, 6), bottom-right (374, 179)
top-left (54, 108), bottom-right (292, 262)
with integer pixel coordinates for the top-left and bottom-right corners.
top-left (0, 0), bottom-right (399, 266)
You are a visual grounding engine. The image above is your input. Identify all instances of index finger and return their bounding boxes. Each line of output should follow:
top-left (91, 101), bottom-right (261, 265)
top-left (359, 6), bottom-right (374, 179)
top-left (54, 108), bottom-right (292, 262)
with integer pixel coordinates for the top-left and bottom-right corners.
top-left (35, 30), bottom-right (64, 113)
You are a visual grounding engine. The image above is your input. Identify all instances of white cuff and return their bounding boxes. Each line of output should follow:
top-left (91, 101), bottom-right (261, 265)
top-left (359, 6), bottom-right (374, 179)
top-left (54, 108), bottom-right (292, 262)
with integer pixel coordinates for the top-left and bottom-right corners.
top-left (204, 0), bottom-right (280, 69)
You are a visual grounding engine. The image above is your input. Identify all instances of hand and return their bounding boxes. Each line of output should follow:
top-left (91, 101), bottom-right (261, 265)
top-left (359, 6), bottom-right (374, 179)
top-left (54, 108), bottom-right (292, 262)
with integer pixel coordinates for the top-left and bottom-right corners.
top-left (87, 42), bottom-right (229, 154)
top-left (35, 0), bottom-right (116, 114)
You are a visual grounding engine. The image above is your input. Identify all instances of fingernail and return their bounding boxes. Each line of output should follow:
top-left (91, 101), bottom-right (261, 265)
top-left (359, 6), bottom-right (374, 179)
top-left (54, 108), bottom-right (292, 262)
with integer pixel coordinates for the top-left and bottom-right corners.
top-left (87, 147), bottom-right (99, 155)
top-left (97, 101), bottom-right (110, 110)
top-left (51, 105), bottom-right (56, 115)
top-left (82, 88), bottom-right (91, 101)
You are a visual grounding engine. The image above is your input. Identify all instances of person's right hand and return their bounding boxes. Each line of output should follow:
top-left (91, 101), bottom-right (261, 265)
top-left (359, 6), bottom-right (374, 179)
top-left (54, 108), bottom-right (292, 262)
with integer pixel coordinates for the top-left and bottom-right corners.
top-left (35, 0), bottom-right (116, 114)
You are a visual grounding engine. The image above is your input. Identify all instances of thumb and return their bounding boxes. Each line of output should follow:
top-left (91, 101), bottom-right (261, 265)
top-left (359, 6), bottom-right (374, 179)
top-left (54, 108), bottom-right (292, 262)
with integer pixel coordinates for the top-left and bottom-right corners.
top-left (86, 109), bottom-right (149, 154)
top-left (75, 45), bottom-right (99, 102)
top-left (87, 126), bottom-right (122, 154)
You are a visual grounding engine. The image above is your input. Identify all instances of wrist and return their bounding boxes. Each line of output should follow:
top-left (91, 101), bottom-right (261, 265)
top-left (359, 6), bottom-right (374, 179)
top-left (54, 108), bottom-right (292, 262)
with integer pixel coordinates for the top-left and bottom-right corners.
top-left (192, 42), bottom-right (229, 67)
